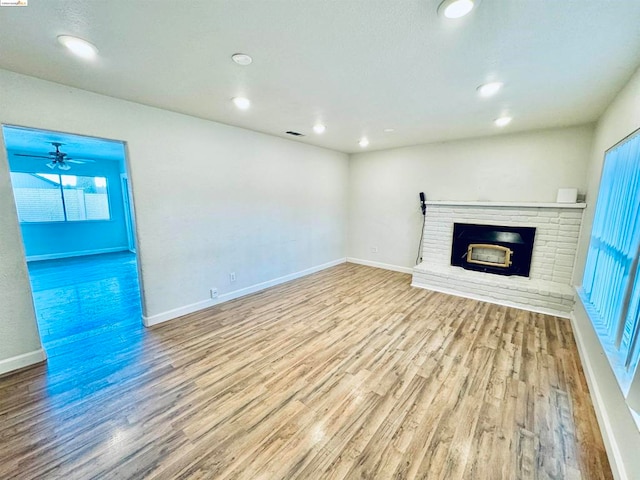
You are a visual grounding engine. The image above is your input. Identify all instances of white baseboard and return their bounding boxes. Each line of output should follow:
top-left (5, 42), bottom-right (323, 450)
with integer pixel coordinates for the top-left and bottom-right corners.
top-left (410, 281), bottom-right (571, 319)
top-left (346, 257), bottom-right (413, 274)
top-left (26, 246), bottom-right (129, 262)
top-left (0, 348), bottom-right (46, 376)
top-left (143, 257), bottom-right (347, 327)
top-left (569, 308), bottom-right (628, 480)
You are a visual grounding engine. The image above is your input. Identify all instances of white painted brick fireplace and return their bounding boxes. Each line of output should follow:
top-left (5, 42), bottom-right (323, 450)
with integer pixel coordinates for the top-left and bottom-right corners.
top-left (411, 201), bottom-right (586, 317)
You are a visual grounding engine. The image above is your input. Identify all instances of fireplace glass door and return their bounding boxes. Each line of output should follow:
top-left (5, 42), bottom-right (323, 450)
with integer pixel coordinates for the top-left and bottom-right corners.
top-left (466, 244), bottom-right (512, 268)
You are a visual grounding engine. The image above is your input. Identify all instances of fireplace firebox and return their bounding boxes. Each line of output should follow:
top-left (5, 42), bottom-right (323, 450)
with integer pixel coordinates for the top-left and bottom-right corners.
top-left (450, 223), bottom-right (536, 277)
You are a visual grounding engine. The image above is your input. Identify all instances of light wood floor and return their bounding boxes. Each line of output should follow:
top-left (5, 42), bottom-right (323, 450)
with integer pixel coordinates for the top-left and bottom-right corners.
top-left (27, 251), bottom-right (141, 351)
top-left (0, 261), bottom-right (611, 479)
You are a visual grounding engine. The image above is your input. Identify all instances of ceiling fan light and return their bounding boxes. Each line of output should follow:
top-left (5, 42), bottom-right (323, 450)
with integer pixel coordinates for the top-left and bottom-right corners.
top-left (46, 162), bottom-right (56, 170)
top-left (58, 163), bottom-right (71, 171)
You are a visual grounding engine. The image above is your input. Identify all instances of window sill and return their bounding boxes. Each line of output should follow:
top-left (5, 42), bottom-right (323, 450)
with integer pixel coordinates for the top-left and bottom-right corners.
top-left (578, 287), bottom-right (640, 431)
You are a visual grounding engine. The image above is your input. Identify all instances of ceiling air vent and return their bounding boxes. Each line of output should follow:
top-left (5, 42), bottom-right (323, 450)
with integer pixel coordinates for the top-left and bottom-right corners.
top-left (286, 131), bottom-right (305, 136)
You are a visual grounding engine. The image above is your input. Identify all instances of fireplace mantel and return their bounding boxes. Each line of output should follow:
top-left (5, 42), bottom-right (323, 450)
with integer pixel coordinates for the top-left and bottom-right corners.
top-left (424, 200), bottom-right (586, 209)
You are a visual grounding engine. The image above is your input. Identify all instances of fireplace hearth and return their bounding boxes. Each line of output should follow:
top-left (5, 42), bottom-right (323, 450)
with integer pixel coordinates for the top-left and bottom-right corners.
top-left (451, 223), bottom-right (536, 277)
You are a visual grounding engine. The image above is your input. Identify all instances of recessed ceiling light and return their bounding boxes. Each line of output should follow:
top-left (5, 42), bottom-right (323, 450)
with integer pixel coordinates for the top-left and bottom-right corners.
top-left (231, 53), bottom-right (252, 66)
top-left (384, 128), bottom-right (395, 133)
top-left (57, 35), bottom-right (98, 60)
top-left (232, 97), bottom-right (251, 110)
top-left (438, 0), bottom-right (478, 19)
top-left (359, 138), bottom-right (369, 148)
top-left (313, 124), bottom-right (326, 134)
top-left (494, 116), bottom-right (512, 127)
top-left (477, 81), bottom-right (503, 98)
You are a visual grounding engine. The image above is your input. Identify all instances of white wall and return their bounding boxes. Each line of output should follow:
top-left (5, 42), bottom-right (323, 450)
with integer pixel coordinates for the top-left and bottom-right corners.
top-left (0, 134), bottom-right (44, 374)
top-left (348, 125), bottom-right (594, 269)
top-left (0, 68), bottom-right (348, 368)
top-left (571, 66), bottom-right (640, 480)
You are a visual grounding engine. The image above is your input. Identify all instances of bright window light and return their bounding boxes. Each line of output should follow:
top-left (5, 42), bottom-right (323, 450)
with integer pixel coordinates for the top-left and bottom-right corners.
top-left (61, 175), bottom-right (77, 187)
top-left (36, 173), bottom-right (60, 184)
top-left (10, 173), bottom-right (110, 222)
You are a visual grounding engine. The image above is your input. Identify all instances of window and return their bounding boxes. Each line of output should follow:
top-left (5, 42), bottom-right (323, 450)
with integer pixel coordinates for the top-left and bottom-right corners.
top-left (580, 129), bottom-right (640, 394)
top-left (10, 172), bottom-right (110, 222)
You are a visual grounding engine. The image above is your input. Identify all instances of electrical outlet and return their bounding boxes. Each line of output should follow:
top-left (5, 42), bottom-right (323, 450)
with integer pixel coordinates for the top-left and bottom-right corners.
top-left (229, 272), bottom-right (236, 282)
top-left (371, 247), bottom-right (378, 253)
top-left (210, 288), bottom-right (218, 299)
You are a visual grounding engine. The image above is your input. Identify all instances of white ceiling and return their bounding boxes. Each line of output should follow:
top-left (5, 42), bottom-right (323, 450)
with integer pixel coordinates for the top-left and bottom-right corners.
top-left (0, 0), bottom-right (639, 154)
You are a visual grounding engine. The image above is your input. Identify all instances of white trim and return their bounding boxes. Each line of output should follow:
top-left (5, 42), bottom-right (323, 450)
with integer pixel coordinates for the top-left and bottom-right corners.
top-left (631, 409), bottom-right (640, 432)
top-left (346, 257), bottom-right (413, 274)
top-left (410, 281), bottom-right (571, 319)
top-left (570, 308), bottom-right (628, 480)
top-left (143, 298), bottom-right (214, 327)
top-left (0, 348), bottom-right (46, 376)
top-left (26, 246), bottom-right (129, 262)
top-left (143, 258), bottom-right (347, 327)
top-left (424, 200), bottom-right (586, 209)
top-left (121, 174), bottom-right (136, 252)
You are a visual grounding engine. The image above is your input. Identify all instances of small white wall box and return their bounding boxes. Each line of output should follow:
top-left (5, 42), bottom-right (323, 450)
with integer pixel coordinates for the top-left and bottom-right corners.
top-left (557, 188), bottom-right (578, 203)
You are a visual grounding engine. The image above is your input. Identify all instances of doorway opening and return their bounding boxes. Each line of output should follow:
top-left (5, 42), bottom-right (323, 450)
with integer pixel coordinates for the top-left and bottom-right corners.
top-left (2, 125), bottom-right (142, 356)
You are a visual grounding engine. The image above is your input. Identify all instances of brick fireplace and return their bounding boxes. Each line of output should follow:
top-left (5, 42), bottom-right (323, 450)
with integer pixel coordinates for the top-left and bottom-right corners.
top-left (412, 201), bottom-right (586, 317)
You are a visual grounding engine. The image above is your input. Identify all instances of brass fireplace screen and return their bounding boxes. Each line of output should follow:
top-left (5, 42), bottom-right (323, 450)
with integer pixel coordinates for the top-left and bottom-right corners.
top-left (466, 244), bottom-right (513, 268)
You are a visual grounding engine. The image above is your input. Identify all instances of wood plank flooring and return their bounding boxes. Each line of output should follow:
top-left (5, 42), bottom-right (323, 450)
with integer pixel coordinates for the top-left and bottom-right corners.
top-left (0, 260), bottom-right (612, 479)
top-left (27, 251), bottom-right (141, 352)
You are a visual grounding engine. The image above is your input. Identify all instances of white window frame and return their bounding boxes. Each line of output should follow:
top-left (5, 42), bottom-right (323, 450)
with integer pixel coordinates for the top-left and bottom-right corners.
top-left (579, 127), bottom-right (640, 424)
top-left (10, 172), bottom-right (111, 223)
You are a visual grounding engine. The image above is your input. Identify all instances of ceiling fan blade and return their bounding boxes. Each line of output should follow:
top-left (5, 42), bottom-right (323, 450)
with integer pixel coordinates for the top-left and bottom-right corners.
top-left (14, 153), bottom-right (54, 159)
top-left (66, 158), bottom-right (95, 164)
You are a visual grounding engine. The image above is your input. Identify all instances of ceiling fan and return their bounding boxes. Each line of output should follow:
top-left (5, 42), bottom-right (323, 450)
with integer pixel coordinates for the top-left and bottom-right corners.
top-left (14, 142), bottom-right (95, 171)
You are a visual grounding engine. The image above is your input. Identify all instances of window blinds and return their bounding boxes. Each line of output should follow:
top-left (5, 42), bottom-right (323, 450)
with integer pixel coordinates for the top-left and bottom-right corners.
top-left (582, 130), bottom-right (640, 378)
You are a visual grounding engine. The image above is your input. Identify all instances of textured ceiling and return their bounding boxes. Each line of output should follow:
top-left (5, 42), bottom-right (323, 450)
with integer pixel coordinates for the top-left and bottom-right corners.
top-left (0, 0), bottom-right (639, 153)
